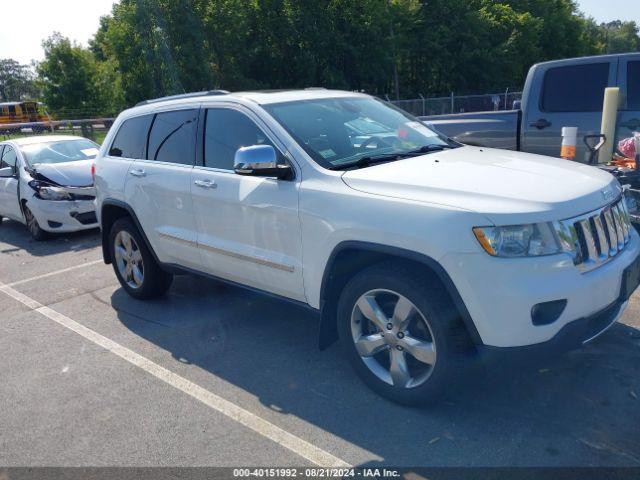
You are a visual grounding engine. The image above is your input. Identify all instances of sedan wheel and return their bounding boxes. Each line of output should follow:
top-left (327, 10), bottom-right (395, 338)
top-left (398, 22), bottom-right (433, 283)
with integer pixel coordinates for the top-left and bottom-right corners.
top-left (351, 289), bottom-right (436, 389)
top-left (114, 230), bottom-right (144, 290)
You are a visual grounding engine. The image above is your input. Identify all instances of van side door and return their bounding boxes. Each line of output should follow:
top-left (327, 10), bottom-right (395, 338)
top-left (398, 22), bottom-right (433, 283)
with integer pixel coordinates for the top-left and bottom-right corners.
top-left (617, 55), bottom-right (640, 148)
top-left (522, 58), bottom-right (617, 162)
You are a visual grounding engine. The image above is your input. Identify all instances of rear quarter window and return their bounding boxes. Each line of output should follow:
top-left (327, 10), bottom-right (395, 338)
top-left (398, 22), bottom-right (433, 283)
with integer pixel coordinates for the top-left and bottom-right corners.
top-left (541, 63), bottom-right (610, 112)
top-left (109, 114), bottom-right (153, 159)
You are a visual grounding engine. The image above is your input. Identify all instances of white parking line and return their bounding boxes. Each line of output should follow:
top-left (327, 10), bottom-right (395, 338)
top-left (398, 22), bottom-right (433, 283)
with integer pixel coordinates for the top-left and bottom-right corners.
top-left (0, 282), bottom-right (350, 467)
top-left (6, 260), bottom-right (104, 287)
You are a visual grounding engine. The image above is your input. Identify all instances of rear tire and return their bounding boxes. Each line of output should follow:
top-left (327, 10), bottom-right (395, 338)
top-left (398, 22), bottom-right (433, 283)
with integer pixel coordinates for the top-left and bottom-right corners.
top-left (23, 204), bottom-right (48, 241)
top-left (109, 217), bottom-right (173, 299)
top-left (337, 261), bottom-right (473, 405)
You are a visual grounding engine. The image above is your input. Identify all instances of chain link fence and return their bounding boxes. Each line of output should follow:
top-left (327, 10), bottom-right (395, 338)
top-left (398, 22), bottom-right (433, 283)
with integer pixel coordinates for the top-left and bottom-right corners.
top-left (391, 91), bottom-right (523, 117)
top-left (2, 90), bottom-right (523, 145)
top-left (1, 118), bottom-right (114, 144)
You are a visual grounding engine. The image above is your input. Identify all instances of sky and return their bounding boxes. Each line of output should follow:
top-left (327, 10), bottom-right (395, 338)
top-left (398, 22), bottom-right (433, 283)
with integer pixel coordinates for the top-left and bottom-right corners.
top-left (0, 0), bottom-right (638, 65)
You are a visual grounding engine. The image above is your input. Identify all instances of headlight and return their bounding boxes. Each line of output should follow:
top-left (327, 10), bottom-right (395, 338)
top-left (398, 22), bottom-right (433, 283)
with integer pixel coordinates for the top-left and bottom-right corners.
top-left (473, 223), bottom-right (563, 257)
top-left (28, 181), bottom-right (72, 201)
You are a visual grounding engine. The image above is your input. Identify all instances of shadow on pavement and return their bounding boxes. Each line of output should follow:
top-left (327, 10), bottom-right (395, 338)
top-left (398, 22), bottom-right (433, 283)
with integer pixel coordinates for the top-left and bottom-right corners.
top-left (0, 219), bottom-right (100, 256)
top-left (110, 273), bottom-right (640, 467)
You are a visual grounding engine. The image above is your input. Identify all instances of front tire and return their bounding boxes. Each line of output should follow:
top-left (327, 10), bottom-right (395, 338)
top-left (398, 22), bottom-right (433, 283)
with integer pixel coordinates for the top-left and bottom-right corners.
top-left (23, 204), bottom-right (48, 241)
top-left (109, 217), bottom-right (173, 299)
top-left (337, 261), bottom-right (472, 405)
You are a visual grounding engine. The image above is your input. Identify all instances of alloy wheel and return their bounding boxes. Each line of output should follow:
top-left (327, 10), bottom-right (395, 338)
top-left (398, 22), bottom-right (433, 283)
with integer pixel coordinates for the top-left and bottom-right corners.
top-left (351, 289), bottom-right (436, 388)
top-left (114, 231), bottom-right (144, 289)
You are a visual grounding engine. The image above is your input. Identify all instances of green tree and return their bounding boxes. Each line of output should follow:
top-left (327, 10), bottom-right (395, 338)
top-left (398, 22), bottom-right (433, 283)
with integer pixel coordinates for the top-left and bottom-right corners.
top-left (0, 59), bottom-right (39, 101)
top-left (37, 33), bottom-right (116, 117)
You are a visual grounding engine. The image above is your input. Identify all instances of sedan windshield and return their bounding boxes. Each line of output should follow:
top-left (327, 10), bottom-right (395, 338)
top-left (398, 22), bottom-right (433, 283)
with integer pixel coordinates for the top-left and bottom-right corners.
top-left (264, 97), bottom-right (457, 169)
top-left (20, 139), bottom-right (100, 166)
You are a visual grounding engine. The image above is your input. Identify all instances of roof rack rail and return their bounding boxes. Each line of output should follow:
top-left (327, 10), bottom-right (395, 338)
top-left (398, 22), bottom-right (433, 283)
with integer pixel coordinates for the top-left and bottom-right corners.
top-left (304, 87), bottom-right (327, 90)
top-left (135, 90), bottom-right (229, 107)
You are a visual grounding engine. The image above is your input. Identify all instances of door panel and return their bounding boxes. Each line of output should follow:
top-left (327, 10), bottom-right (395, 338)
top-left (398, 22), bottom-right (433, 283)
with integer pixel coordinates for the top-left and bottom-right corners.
top-left (617, 57), bottom-right (640, 156)
top-left (522, 60), bottom-right (617, 163)
top-left (0, 146), bottom-right (23, 221)
top-left (192, 107), bottom-right (305, 301)
top-left (122, 108), bottom-right (201, 269)
top-left (192, 168), bottom-right (304, 301)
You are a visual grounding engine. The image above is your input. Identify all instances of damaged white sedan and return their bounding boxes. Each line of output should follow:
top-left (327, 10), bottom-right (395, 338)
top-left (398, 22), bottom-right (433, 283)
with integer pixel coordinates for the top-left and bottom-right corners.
top-left (0, 135), bottom-right (99, 240)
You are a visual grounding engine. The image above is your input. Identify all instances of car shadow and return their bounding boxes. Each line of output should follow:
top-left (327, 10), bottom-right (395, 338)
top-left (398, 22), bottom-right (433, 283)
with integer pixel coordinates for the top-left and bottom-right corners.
top-left (110, 274), bottom-right (640, 467)
top-left (0, 218), bottom-right (100, 256)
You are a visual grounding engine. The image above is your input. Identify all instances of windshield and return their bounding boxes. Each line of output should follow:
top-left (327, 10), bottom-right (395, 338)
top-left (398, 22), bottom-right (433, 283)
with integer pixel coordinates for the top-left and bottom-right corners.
top-left (264, 97), bottom-right (457, 169)
top-left (20, 139), bottom-right (100, 166)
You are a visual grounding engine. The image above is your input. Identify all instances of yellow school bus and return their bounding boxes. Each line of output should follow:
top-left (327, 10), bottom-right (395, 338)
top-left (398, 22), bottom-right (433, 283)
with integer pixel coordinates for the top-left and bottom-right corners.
top-left (0, 101), bottom-right (49, 126)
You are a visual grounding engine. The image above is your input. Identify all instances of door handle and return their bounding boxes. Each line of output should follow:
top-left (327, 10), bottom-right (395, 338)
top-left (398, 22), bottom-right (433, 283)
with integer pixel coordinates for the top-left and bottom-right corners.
top-left (194, 179), bottom-right (216, 189)
top-left (529, 118), bottom-right (552, 130)
top-left (619, 118), bottom-right (640, 130)
top-left (129, 169), bottom-right (146, 177)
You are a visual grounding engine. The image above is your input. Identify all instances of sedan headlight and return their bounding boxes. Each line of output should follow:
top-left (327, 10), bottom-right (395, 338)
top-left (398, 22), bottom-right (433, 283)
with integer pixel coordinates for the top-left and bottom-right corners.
top-left (28, 181), bottom-right (72, 201)
top-left (473, 223), bottom-right (563, 257)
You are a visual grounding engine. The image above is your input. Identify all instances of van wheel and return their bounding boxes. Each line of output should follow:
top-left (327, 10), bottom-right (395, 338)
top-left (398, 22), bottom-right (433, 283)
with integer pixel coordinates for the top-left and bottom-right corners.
top-left (109, 217), bottom-right (173, 299)
top-left (23, 205), bottom-right (48, 241)
top-left (337, 261), bottom-right (472, 405)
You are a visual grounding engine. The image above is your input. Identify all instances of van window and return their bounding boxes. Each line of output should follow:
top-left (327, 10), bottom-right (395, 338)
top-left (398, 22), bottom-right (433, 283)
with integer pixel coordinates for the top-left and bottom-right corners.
top-left (204, 109), bottom-right (276, 170)
top-left (541, 63), bottom-right (610, 112)
top-left (109, 115), bottom-right (153, 159)
top-left (146, 109), bottom-right (197, 165)
top-left (628, 61), bottom-right (640, 111)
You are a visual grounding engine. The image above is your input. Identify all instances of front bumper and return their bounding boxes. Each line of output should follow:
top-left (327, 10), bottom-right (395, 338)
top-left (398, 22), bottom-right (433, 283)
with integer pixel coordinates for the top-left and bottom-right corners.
top-left (440, 229), bottom-right (640, 348)
top-left (27, 195), bottom-right (98, 233)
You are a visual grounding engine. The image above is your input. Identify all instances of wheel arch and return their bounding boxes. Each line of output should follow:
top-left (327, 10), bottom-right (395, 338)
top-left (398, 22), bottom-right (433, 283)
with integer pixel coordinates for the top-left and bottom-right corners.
top-left (318, 241), bottom-right (482, 350)
top-left (100, 199), bottom-right (159, 266)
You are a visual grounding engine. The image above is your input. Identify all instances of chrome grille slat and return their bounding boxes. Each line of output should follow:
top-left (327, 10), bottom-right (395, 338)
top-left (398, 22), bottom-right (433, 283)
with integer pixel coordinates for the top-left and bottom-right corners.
top-left (603, 208), bottom-right (618, 255)
top-left (564, 196), bottom-right (633, 273)
top-left (592, 215), bottom-right (609, 260)
top-left (612, 204), bottom-right (626, 249)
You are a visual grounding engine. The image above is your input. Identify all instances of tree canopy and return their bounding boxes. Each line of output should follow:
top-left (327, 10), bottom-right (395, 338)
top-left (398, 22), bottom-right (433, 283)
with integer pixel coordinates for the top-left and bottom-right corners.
top-left (21, 0), bottom-right (640, 116)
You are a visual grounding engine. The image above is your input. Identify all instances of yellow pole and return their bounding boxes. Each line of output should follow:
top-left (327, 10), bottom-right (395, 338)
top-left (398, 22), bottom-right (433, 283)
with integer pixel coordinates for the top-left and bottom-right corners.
top-left (598, 87), bottom-right (619, 164)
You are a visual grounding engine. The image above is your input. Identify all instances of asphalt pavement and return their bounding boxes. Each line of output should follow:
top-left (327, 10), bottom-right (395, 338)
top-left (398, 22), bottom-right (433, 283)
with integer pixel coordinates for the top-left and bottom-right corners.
top-left (1, 218), bottom-right (639, 468)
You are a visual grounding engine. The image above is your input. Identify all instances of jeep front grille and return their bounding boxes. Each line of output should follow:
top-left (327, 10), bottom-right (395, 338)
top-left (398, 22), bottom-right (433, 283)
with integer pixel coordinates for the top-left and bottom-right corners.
top-left (555, 197), bottom-right (633, 273)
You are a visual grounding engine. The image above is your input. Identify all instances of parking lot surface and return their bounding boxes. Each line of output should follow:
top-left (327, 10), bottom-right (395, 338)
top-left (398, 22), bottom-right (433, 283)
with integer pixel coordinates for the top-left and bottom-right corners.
top-left (1, 220), bottom-right (640, 467)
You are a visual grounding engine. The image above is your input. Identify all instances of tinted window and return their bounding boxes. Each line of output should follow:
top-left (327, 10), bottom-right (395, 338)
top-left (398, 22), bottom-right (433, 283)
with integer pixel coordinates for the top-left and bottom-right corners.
top-left (542, 63), bottom-right (610, 112)
top-left (1, 146), bottom-right (17, 173)
top-left (628, 61), bottom-right (640, 111)
top-left (109, 115), bottom-right (153, 159)
top-left (204, 109), bottom-right (276, 170)
top-left (147, 109), bottom-right (197, 165)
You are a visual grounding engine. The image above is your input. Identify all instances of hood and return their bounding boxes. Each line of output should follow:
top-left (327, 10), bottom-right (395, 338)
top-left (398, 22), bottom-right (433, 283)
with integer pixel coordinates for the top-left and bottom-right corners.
top-left (30, 159), bottom-right (93, 188)
top-left (341, 146), bottom-right (621, 224)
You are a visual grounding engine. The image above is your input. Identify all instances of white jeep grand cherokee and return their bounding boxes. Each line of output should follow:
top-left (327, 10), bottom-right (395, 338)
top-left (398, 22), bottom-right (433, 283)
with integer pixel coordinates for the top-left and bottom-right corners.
top-left (95, 89), bottom-right (640, 404)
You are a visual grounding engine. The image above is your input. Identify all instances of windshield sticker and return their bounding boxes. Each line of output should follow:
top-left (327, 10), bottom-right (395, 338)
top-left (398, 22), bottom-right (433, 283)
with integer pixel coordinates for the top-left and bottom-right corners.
top-left (319, 149), bottom-right (337, 159)
top-left (404, 121), bottom-right (438, 137)
top-left (81, 148), bottom-right (100, 157)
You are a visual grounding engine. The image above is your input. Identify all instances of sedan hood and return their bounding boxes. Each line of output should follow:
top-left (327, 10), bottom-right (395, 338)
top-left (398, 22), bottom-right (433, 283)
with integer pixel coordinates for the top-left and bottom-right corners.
top-left (341, 146), bottom-right (621, 224)
top-left (31, 160), bottom-right (94, 188)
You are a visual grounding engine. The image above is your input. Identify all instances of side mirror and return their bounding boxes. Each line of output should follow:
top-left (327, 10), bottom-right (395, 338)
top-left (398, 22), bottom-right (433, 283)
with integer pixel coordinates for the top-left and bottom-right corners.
top-left (0, 166), bottom-right (14, 178)
top-left (234, 145), bottom-right (292, 180)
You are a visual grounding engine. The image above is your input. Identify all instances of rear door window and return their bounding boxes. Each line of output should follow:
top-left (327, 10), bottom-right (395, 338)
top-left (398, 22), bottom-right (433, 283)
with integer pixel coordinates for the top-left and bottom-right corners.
top-left (628, 61), bottom-right (640, 111)
top-left (109, 114), bottom-right (153, 159)
top-left (146, 109), bottom-right (198, 165)
top-left (541, 63), bottom-right (610, 112)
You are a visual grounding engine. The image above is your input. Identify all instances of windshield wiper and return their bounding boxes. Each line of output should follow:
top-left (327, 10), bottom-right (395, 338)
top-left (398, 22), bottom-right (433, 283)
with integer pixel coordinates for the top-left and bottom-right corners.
top-left (332, 144), bottom-right (454, 170)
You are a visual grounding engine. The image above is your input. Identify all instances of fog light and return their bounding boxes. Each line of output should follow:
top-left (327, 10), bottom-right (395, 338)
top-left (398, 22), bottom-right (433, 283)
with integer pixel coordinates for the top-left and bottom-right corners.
top-left (531, 300), bottom-right (567, 326)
